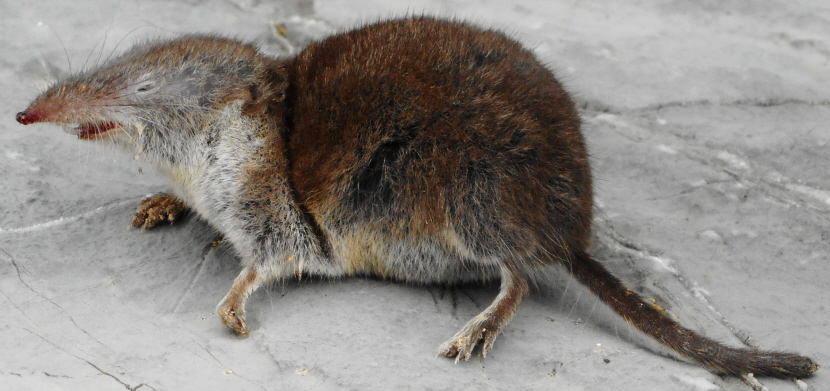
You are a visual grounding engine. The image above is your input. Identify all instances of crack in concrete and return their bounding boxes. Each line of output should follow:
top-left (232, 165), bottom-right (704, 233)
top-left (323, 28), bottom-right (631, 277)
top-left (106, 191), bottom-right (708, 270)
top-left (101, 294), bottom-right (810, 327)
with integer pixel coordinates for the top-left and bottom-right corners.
top-left (580, 97), bottom-right (830, 116)
top-left (22, 326), bottom-right (87, 361)
top-left (191, 339), bottom-right (225, 368)
top-left (173, 340), bottom-right (225, 369)
top-left (644, 178), bottom-right (735, 201)
top-left (22, 327), bottom-right (152, 391)
top-left (0, 198), bottom-right (140, 235)
top-left (23, 327), bottom-right (155, 391)
top-left (640, 98), bottom-right (830, 112)
top-left (676, 147), bottom-right (830, 215)
top-left (85, 361), bottom-right (146, 391)
top-left (591, 111), bottom-right (830, 217)
top-left (69, 316), bottom-right (113, 352)
top-left (0, 288), bottom-right (39, 326)
top-left (43, 371), bottom-right (72, 378)
top-left (261, 344), bottom-right (289, 381)
top-left (1, 246), bottom-right (116, 352)
top-left (1, 246), bottom-right (62, 308)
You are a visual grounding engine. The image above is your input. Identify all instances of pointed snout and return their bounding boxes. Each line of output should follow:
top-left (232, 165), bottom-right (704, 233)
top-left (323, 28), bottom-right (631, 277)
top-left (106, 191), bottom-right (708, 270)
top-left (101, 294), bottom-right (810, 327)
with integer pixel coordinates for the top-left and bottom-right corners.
top-left (16, 98), bottom-right (57, 125)
top-left (16, 110), bottom-right (37, 125)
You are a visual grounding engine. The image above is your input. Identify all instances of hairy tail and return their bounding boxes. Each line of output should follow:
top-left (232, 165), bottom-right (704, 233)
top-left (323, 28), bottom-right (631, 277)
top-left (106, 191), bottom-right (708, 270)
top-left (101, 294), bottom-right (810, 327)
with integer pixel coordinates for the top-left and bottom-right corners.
top-left (565, 252), bottom-right (818, 378)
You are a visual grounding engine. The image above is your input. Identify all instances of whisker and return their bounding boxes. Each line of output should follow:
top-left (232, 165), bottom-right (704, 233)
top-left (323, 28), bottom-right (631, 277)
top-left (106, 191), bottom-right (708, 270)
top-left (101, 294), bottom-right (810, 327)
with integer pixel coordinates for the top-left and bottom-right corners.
top-left (94, 24), bottom-right (114, 69)
top-left (82, 32), bottom-right (108, 73)
top-left (105, 25), bottom-right (154, 63)
top-left (46, 24), bottom-right (72, 75)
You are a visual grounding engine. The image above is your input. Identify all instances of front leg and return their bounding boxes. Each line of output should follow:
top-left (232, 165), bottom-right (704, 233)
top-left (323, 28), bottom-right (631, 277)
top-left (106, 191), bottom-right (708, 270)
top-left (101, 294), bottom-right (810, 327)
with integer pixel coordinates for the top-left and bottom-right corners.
top-left (216, 265), bottom-right (266, 337)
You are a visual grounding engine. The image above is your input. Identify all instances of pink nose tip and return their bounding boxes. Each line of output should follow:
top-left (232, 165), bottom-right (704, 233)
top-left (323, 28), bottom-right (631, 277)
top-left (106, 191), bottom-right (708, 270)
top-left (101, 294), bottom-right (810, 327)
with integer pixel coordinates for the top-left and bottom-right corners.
top-left (16, 111), bottom-right (33, 125)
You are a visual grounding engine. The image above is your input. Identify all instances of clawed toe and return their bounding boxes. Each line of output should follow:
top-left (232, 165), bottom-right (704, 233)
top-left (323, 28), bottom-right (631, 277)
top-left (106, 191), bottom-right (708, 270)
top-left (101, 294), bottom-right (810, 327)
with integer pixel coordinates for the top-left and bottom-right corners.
top-left (438, 339), bottom-right (468, 362)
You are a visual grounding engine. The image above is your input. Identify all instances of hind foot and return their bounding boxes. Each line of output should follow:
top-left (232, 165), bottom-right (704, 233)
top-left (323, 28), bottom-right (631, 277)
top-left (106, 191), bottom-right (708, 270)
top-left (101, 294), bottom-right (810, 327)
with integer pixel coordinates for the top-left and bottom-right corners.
top-left (438, 315), bottom-right (502, 362)
top-left (438, 264), bottom-right (529, 362)
top-left (131, 193), bottom-right (187, 229)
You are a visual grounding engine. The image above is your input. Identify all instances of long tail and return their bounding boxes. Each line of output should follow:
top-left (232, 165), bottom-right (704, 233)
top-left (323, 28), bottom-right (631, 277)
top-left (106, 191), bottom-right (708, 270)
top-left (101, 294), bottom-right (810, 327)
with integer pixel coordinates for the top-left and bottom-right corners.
top-left (565, 251), bottom-right (818, 378)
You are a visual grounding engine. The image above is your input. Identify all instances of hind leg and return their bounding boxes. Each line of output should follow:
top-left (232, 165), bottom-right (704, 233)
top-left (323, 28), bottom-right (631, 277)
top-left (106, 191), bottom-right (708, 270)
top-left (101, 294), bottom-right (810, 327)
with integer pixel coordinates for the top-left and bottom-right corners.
top-left (438, 263), bottom-right (530, 361)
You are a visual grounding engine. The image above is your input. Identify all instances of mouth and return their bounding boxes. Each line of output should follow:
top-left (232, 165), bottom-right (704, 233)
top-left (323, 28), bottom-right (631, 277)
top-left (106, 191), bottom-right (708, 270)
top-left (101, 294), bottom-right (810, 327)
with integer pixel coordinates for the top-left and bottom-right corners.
top-left (62, 121), bottom-right (119, 140)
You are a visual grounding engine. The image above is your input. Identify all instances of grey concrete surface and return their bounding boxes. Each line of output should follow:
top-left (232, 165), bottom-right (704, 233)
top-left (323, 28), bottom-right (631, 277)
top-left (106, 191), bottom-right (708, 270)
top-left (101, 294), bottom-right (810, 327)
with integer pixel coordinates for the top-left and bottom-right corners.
top-left (1, 0), bottom-right (828, 390)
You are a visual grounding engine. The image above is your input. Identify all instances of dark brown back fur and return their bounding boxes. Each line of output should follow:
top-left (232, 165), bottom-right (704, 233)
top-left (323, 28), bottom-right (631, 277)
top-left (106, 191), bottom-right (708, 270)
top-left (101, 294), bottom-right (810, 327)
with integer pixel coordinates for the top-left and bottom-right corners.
top-left (286, 17), bottom-right (591, 262)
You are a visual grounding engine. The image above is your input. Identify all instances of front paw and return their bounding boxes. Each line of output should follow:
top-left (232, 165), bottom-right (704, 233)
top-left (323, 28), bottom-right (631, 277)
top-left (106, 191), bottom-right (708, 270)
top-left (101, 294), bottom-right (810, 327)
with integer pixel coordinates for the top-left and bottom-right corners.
top-left (131, 193), bottom-right (187, 229)
top-left (217, 300), bottom-right (250, 337)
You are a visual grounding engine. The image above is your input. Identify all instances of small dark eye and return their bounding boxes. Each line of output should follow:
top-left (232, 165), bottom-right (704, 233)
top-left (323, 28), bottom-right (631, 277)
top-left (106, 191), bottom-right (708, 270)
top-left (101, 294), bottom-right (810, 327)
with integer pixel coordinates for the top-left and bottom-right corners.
top-left (137, 82), bottom-right (156, 92)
